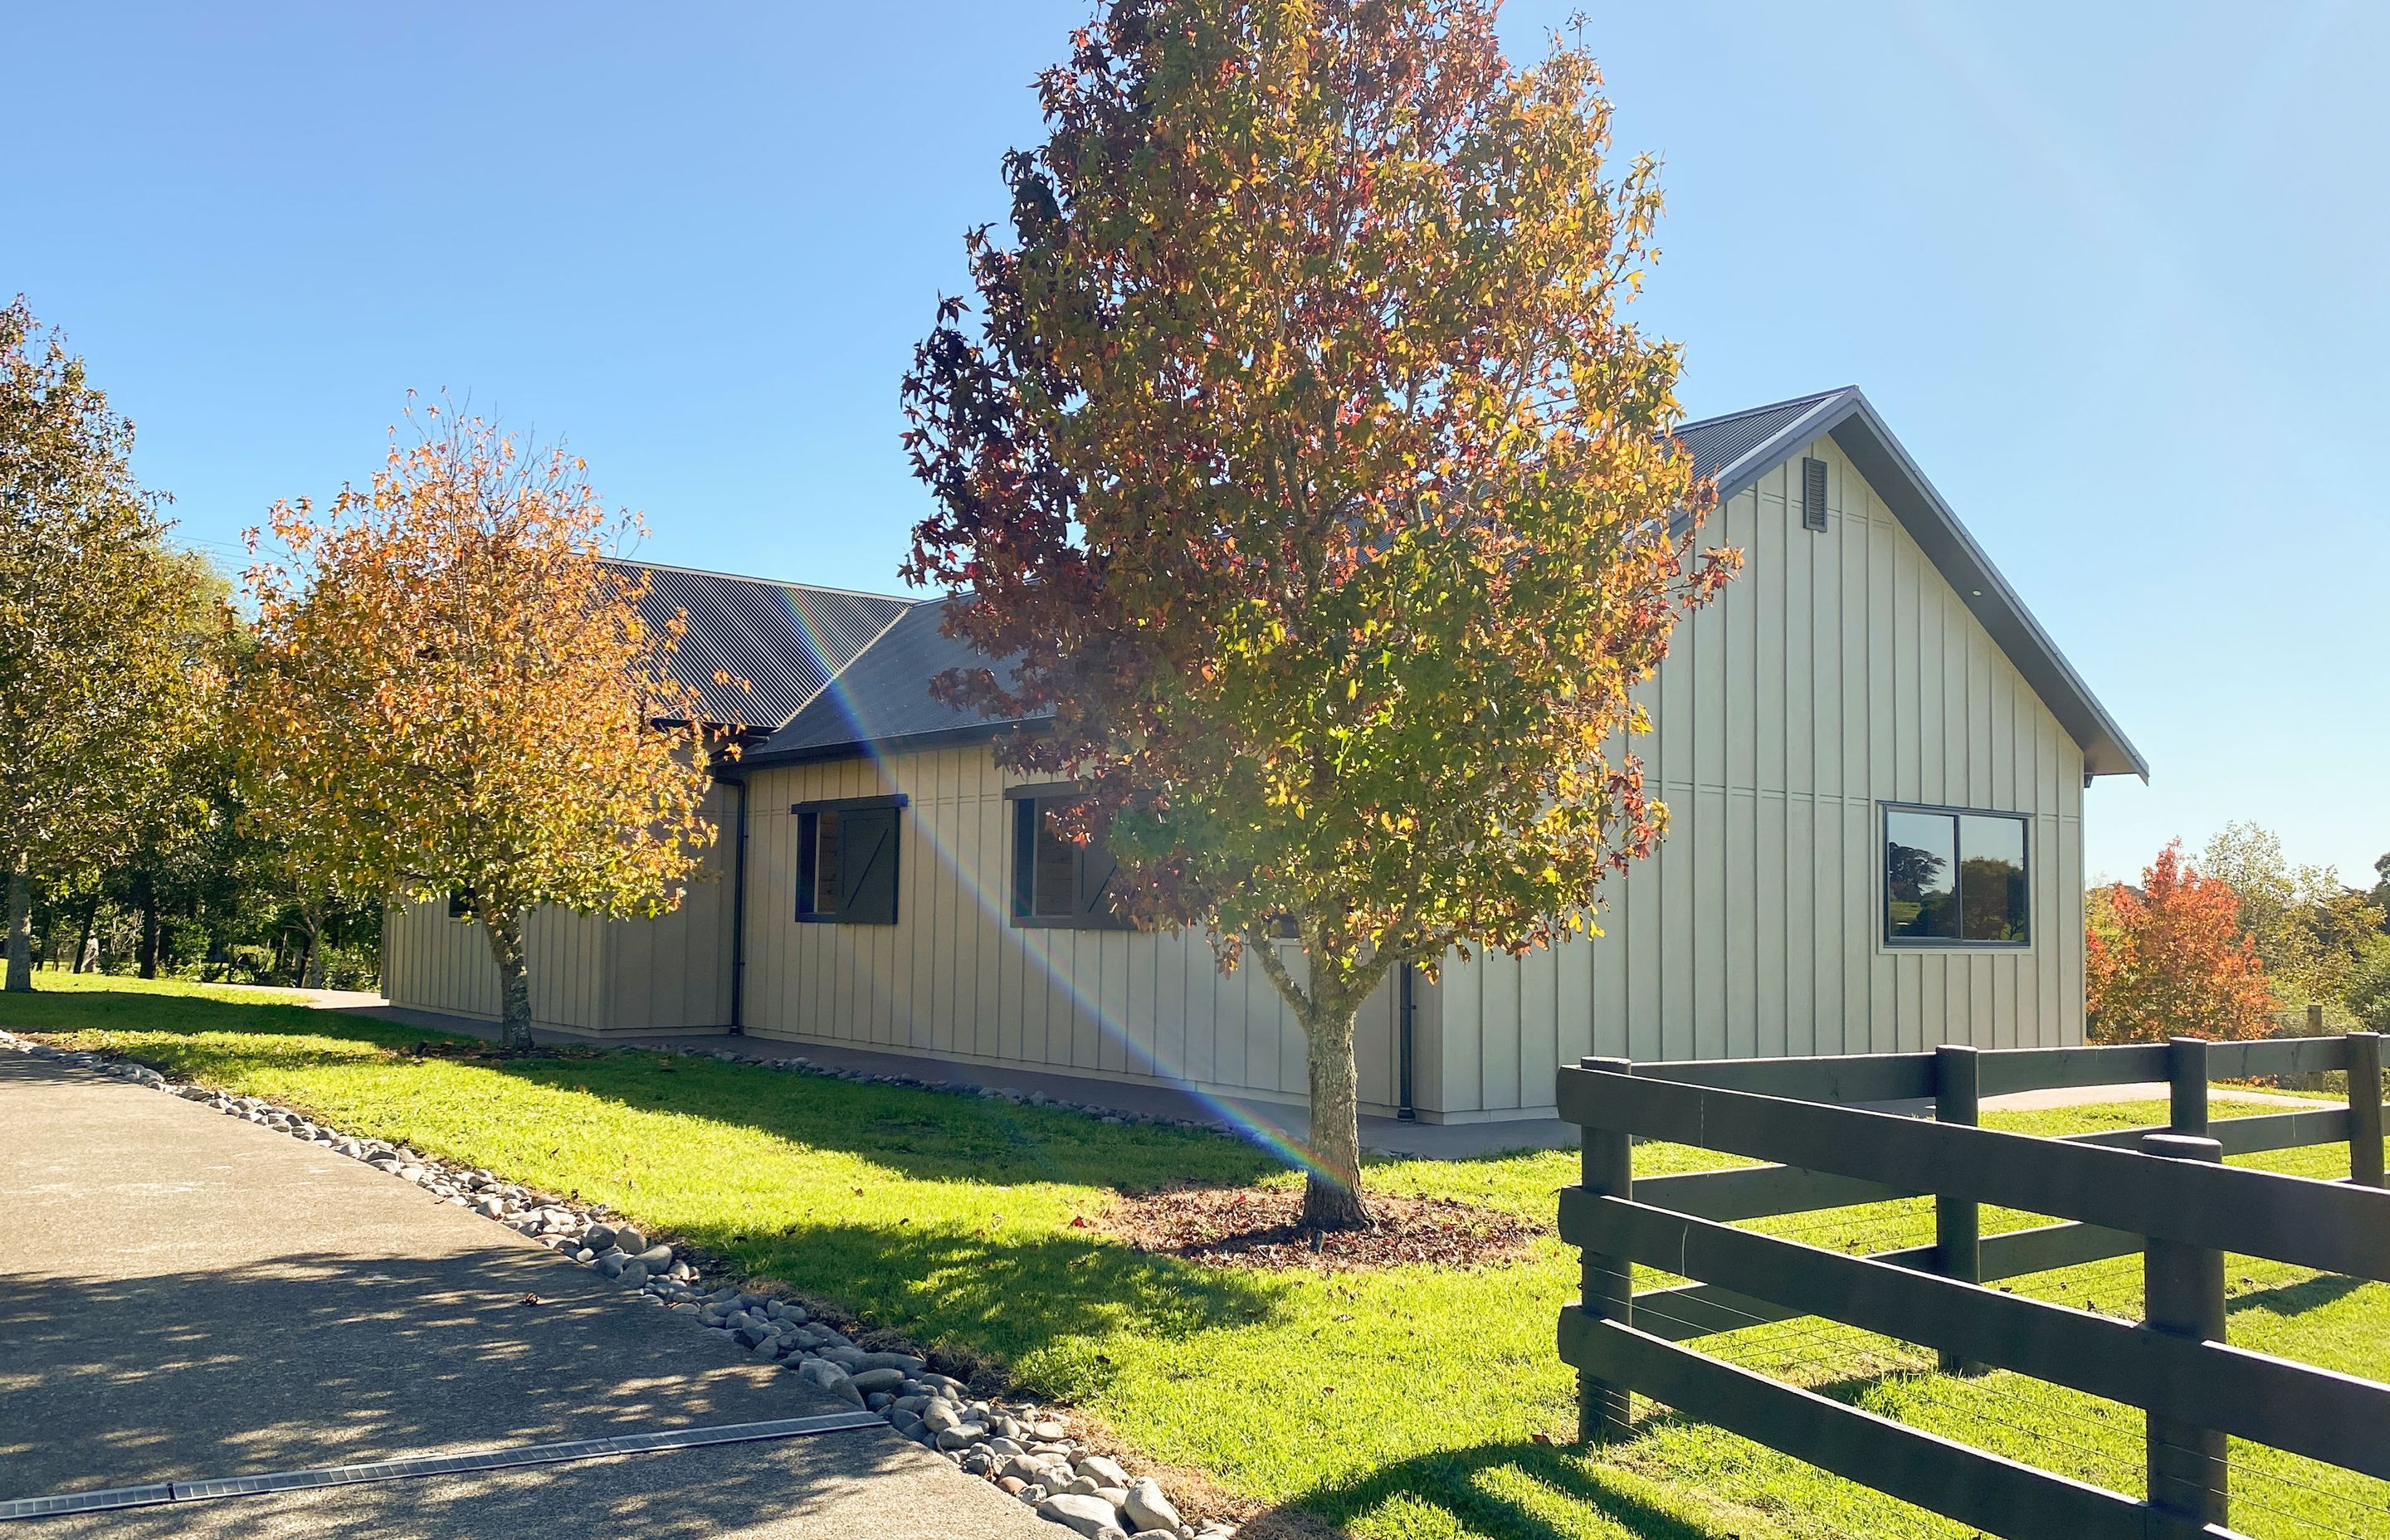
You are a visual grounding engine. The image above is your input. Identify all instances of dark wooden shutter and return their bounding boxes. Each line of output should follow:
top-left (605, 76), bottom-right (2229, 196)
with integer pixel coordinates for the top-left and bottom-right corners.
top-left (795, 810), bottom-right (821, 917)
top-left (1801, 456), bottom-right (1829, 533)
top-left (836, 806), bottom-right (900, 925)
top-left (1012, 798), bottom-right (1036, 919)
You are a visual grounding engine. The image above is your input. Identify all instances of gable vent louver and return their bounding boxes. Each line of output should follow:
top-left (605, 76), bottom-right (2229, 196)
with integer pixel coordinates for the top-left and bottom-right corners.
top-left (1801, 456), bottom-right (1829, 533)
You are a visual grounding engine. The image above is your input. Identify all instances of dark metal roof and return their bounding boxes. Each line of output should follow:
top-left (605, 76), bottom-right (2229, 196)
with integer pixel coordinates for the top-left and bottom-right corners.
top-left (1674, 388), bottom-right (1852, 488)
top-left (743, 388), bottom-right (2149, 782)
top-left (612, 560), bottom-right (910, 731)
top-left (742, 597), bottom-right (1041, 765)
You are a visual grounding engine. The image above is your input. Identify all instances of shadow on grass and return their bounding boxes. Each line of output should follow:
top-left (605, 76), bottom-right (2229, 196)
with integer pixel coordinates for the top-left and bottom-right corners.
top-left (1269, 1436), bottom-right (1717, 1540)
top-left (15, 983), bottom-right (1295, 1193)
top-left (669, 1216), bottom-right (1285, 1400)
top-left (2230, 1270), bottom-right (2369, 1320)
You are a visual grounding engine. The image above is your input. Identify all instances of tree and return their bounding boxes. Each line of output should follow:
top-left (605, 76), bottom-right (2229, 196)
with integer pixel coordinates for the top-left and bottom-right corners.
top-left (238, 404), bottom-right (730, 1050)
top-left (2199, 821), bottom-right (2385, 1007)
top-left (0, 298), bottom-right (229, 991)
top-left (901, 0), bottom-right (1736, 1227)
top-left (2347, 935), bottom-right (2390, 1036)
top-left (2086, 841), bottom-right (2276, 1044)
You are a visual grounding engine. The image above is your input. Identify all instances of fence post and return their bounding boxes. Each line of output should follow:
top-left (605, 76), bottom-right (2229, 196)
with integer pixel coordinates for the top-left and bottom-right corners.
top-left (2141, 1131), bottom-right (2227, 1528)
top-left (2168, 1036), bottom-right (2209, 1137)
top-left (2349, 1031), bottom-right (2384, 1190)
top-left (1934, 1045), bottom-right (1982, 1375)
top-left (1575, 1055), bottom-right (1636, 1444)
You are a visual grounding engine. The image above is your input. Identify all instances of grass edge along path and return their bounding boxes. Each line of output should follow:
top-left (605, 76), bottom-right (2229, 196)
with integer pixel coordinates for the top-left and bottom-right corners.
top-left (7, 974), bottom-right (2388, 1540)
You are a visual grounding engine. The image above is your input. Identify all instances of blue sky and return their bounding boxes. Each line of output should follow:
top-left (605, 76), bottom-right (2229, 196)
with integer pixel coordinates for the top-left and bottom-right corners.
top-left (8, 2), bottom-right (2383, 885)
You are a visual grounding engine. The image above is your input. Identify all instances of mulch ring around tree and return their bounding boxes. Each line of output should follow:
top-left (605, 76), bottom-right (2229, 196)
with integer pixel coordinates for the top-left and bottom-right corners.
top-left (1101, 1183), bottom-right (1544, 1271)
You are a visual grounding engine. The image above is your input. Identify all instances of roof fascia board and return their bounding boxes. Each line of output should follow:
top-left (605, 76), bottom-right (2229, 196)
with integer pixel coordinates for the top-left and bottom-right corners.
top-left (739, 717), bottom-right (1043, 770)
top-left (1814, 395), bottom-right (2148, 780)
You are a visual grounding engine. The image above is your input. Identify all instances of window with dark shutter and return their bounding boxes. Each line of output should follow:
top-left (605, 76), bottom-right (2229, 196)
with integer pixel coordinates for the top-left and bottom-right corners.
top-left (1009, 792), bottom-right (1131, 929)
top-left (1802, 456), bottom-right (1829, 533)
top-left (793, 796), bottom-right (905, 924)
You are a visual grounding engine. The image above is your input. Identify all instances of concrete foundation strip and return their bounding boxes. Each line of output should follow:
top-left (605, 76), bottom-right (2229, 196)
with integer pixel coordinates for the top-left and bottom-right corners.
top-left (0, 1411), bottom-right (886, 1522)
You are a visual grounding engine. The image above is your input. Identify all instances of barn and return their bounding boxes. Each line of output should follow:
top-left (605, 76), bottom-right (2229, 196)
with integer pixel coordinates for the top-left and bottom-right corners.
top-left (382, 387), bottom-right (2145, 1124)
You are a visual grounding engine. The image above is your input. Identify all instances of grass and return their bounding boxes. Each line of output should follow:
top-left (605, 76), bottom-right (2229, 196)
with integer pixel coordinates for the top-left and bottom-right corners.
top-left (8, 972), bottom-right (2388, 1540)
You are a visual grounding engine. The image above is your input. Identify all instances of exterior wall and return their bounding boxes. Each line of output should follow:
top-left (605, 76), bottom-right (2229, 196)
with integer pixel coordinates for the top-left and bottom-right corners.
top-left (1421, 433), bottom-right (2088, 1118)
top-left (740, 748), bottom-right (1404, 1114)
top-left (378, 787), bottom-right (739, 1036)
top-left (380, 898), bottom-right (615, 1031)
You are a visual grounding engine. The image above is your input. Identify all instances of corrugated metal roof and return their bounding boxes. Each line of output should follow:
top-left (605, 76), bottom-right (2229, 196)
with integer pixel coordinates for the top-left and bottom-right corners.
top-left (1672, 388), bottom-right (1850, 490)
top-left (611, 561), bottom-right (910, 731)
top-left (744, 597), bottom-right (1041, 763)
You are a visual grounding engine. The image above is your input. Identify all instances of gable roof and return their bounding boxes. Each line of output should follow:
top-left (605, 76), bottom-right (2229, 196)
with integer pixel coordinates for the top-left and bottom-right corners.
top-left (743, 388), bottom-right (2146, 780)
top-left (741, 595), bottom-right (1034, 765)
top-left (1671, 387), bottom-right (2146, 779)
top-left (613, 559), bottom-right (910, 732)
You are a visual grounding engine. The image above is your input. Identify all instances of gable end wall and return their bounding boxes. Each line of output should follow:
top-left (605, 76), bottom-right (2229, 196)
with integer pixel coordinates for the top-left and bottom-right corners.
top-left (1419, 433), bottom-right (2088, 1118)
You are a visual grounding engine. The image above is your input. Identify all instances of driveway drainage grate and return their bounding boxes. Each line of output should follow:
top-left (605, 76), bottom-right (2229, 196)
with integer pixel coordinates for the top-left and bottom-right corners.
top-left (0, 1411), bottom-right (885, 1521)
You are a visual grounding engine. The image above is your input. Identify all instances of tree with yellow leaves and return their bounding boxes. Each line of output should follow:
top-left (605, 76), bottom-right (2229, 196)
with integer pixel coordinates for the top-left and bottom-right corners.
top-left (239, 405), bottom-right (729, 1050)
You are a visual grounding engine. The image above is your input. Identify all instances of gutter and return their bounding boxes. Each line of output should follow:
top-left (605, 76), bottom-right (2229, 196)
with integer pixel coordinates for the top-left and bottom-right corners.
top-left (715, 771), bottom-right (749, 1035)
top-left (1397, 962), bottom-right (1417, 1120)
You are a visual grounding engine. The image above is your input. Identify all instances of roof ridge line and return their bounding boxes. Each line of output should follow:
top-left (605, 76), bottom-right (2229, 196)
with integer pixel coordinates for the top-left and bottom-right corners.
top-left (608, 555), bottom-right (912, 604)
top-left (766, 595), bottom-right (924, 732)
top-left (1673, 387), bottom-right (1851, 436)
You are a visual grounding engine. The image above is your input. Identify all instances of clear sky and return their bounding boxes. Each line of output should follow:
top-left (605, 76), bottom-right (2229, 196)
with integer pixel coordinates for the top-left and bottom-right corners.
top-left (8, 2), bottom-right (2384, 886)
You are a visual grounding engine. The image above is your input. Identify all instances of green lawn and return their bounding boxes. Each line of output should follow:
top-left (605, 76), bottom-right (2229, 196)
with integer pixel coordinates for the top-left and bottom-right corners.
top-left (7, 973), bottom-right (2387, 1540)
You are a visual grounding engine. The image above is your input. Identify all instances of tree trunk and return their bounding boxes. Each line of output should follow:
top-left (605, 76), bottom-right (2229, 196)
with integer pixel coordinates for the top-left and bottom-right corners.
top-left (300, 903), bottom-right (327, 989)
top-left (1300, 1010), bottom-right (1373, 1230)
top-left (480, 901), bottom-right (534, 1052)
top-left (3, 858), bottom-right (32, 993)
top-left (72, 896), bottom-right (100, 974)
top-left (137, 875), bottom-right (160, 979)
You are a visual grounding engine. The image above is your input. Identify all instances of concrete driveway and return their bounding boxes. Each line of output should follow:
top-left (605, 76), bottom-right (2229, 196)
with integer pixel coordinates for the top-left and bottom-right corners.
top-left (0, 1053), bottom-right (1046, 1538)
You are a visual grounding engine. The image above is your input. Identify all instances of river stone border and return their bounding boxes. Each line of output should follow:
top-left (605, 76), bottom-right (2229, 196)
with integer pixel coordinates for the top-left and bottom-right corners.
top-left (0, 1029), bottom-right (1236, 1540)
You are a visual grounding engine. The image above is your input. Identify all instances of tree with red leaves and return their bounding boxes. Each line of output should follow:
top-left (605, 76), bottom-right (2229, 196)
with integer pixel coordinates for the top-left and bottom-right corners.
top-left (900, 0), bottom-right (1736, 1228)
top-left (2087, 840), bottom-right (2276, 1044)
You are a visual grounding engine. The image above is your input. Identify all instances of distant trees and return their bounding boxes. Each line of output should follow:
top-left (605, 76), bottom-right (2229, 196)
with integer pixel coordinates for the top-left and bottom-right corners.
top-left (2199, 821), bottom-right (2386, 1011)
top-left (2086, 841), bottom-right (2275, 1043)
top-left (0, 299), bottom-right (232, 992)
top-left (239, 405), bottom-right (729, 1049)
top-left (903, 0), bottom-right (1735, 1226)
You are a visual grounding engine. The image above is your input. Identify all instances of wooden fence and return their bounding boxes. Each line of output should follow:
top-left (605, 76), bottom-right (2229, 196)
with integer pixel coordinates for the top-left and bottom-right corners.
top-left (1554, 1032), bottom-right (2389, 1540)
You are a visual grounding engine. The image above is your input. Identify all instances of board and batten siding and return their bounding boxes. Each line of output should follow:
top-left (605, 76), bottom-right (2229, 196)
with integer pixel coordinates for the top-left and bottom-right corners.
top-left (380, 898), bottom-right (614, 1031)
top-left (1421, 433), bottom-right (2087, 1118)
top-left (740, 746), bottom-right (1403, 1114)
top-left (378, 788), bottom-right (740, 1035)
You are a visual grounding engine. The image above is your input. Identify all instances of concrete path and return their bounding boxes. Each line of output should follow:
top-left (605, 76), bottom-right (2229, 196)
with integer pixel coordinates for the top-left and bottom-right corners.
top-left (0, 1053), bottom-right (1046, 1538)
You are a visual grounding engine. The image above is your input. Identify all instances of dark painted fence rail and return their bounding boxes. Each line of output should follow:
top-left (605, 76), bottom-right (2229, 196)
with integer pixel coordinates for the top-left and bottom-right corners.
top-left (1554, 1031), bottom-right (2389, 1540)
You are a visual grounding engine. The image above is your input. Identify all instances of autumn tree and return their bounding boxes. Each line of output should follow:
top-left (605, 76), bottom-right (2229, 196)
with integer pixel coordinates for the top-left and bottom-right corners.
top-left (2200, 821), bottom-right (2385, 1010)
top-left (239, 406), bottom-right (729, 1050)
top-left (902, 0), bottom-right (1735, 1227)
top-left (2086, 841), bottom-right (2276, 1044)
top-left (1, 299), bottom-right (229, 992)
